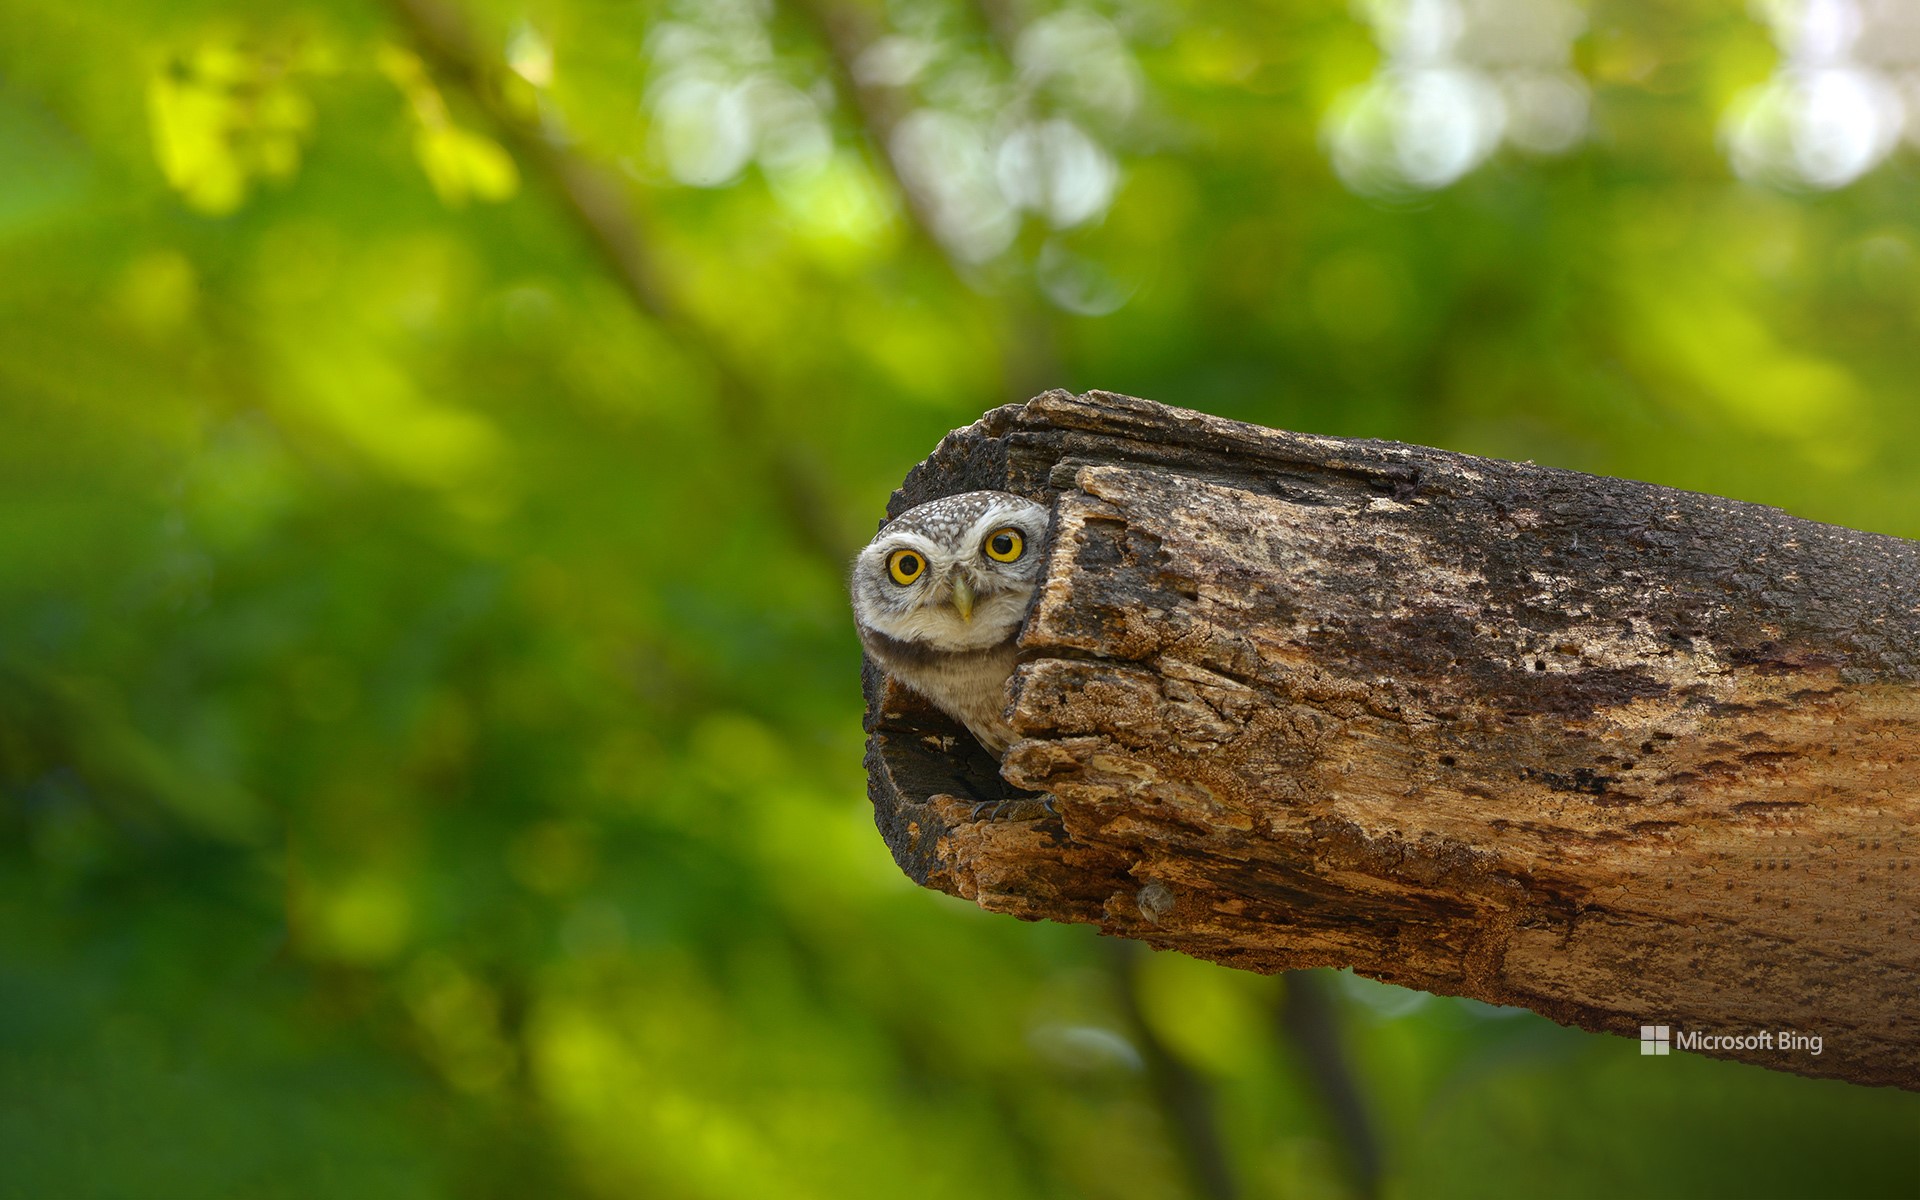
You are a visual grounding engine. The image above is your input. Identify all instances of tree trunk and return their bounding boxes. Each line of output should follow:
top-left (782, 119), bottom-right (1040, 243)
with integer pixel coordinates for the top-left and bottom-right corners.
top-left (862, 390), bottom-right (1920, 1091)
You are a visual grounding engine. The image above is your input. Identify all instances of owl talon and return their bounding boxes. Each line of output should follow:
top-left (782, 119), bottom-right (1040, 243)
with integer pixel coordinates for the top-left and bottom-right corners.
top-left (963, 794), bottom-right (1056, 823)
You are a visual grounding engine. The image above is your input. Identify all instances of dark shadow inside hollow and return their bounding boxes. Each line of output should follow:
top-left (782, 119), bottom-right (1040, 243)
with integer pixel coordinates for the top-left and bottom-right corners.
top-left (861, 663), bottom-right (1035, 877)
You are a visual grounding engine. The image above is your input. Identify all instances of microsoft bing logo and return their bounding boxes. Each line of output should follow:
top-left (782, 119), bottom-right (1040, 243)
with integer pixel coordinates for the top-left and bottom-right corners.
top-left (1637, 1023), bottom-right (1820, 1057)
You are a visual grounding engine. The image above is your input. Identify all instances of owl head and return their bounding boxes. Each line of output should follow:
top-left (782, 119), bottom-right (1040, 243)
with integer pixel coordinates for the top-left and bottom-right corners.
top-left (852, 490), bottom-right (1052, 652)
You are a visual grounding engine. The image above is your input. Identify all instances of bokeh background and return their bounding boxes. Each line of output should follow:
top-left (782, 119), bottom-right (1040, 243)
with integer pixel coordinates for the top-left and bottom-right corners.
top-left (4, 0), bottom-right (1920, 1196)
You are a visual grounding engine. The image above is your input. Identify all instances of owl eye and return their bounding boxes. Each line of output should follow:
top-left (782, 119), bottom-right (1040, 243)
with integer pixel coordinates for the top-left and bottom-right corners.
top-left (887, 549), bottom-right (925, 585)
top-left (983, 527), bottom-right (1025, 563)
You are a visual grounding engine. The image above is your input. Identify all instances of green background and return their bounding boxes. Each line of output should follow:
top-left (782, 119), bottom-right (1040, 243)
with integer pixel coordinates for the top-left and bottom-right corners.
top-left (2, 1), bottom-right (1917, 1196)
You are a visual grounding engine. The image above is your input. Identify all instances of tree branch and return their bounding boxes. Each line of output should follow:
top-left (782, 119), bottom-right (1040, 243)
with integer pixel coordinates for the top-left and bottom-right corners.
top-left (1276, 971), bottom-right (1381, 1199)
top-left (783, 0), bottom-right (1066, 399)
top-left (386, 0), bottom-right (853, 566)
top-left (864, 389), bottom-right (1920, 1091)
top-left (1109, 941), bottom-right (1238, 1200)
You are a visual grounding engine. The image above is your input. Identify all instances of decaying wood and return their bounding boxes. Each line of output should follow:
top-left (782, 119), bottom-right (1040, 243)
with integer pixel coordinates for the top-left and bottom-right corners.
top-left (862, 390), bottom-right (1920, 1091)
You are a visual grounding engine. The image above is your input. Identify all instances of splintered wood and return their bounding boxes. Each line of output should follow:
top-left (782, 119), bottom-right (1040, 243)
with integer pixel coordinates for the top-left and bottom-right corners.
top-left (861, 390), bottom-right (1920, 1089)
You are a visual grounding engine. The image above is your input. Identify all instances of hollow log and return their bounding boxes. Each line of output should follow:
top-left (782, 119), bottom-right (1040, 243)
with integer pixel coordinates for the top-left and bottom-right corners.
top-left (862, 390), bottom-right (1920, 1091)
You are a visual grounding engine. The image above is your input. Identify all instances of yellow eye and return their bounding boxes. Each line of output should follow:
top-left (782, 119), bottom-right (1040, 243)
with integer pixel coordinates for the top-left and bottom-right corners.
top-left (984, 527), bottom-right (1024, 563)
top-left (887, 549), bottom-right (925, 585)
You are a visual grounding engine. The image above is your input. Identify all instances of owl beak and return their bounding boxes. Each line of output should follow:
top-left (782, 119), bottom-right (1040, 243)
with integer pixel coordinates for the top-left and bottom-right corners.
top-left (949, 576), bottom-right (976, 622)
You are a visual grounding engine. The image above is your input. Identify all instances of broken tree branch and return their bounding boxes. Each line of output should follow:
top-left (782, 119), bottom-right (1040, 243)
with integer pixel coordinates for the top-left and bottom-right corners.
top-left (863, 390), bottom-right (1920, 1091)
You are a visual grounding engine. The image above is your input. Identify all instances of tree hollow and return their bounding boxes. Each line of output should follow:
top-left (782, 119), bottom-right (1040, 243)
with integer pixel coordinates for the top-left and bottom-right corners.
top-left (862, 390), bottom-right (1920, 1090)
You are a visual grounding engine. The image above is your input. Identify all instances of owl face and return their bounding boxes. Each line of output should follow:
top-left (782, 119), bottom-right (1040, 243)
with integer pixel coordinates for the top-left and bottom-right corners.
top-left (852, 491), bottom-right (1052, 653)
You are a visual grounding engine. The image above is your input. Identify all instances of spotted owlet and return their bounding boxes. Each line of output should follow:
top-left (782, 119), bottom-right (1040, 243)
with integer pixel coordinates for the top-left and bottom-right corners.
top-left (852, 490), bottom-right (1052, 758)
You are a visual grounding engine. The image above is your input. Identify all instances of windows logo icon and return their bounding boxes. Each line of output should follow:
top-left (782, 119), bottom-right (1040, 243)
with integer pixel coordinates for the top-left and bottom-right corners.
top-left (1640, 1025), bottom-right (1671, 1056)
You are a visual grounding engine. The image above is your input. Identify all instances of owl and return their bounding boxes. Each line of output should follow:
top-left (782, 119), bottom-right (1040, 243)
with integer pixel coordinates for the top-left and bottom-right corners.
top-left (852, 490), bottom-right (1052, 758)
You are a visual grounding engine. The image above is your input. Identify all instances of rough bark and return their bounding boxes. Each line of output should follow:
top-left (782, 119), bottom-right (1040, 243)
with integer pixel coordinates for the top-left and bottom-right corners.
top-left (862, 390), bottom-right (1920, 1091)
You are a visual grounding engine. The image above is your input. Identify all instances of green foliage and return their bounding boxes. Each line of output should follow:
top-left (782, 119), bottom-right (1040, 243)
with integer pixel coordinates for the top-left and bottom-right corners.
top-left (3, 1), bottom-right (1918, 1197)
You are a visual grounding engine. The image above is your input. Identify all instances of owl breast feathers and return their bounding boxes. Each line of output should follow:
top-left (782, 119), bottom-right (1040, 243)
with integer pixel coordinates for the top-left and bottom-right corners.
top-left (851, 490), bottom-right (1051, 757)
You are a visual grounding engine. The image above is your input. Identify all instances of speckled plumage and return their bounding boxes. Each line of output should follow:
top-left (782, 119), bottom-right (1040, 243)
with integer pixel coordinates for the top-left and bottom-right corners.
top-left (852, 490), bottom-right (1051, 757)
